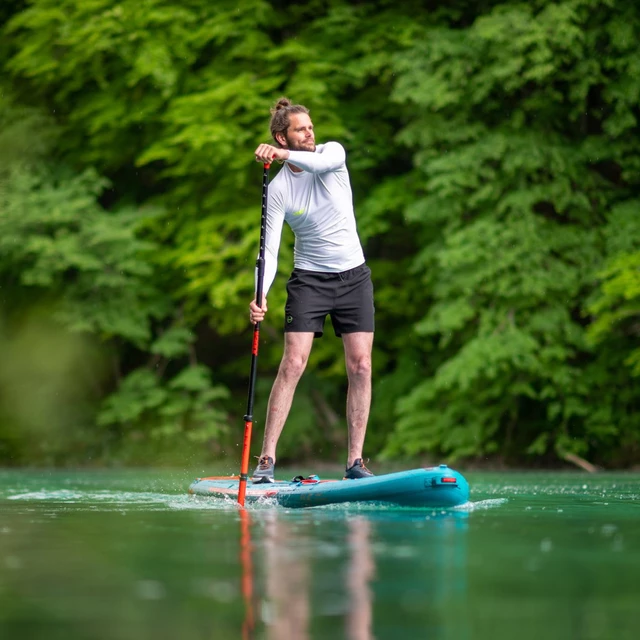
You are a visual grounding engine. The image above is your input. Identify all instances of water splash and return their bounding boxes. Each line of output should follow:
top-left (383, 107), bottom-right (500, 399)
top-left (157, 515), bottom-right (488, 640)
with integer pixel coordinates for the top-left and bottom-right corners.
top-left (454, 498), bottom-right (508, 511)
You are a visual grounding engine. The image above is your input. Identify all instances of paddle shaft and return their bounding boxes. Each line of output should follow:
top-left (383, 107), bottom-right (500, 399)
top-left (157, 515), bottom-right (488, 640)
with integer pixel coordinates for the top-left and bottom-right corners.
top-left (238, 163), bottom-right (270, 507)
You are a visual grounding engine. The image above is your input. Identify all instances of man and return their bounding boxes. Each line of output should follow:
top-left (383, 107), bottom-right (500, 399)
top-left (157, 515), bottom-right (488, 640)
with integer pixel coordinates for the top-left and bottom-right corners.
top-left (249, 97), bottom-right (375, 483)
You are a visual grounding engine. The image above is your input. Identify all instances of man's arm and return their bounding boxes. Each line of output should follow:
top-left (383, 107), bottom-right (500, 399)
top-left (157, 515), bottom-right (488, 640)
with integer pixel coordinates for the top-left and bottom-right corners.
top-left (286, 141), bottom-right (345, 173)
top-left (254, 141), bottom-right (346, 174)
top-left (260, 184), bottom-right (285, 297)
top-left (249, 183), bottom-right (285, 324)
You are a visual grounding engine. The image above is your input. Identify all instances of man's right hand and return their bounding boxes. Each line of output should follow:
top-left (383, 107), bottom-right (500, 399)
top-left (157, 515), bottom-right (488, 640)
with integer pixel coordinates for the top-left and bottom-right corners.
top-left (249, 297), bottom-right (268, 325)
top-left (254, 144), bottom-right (289, 164)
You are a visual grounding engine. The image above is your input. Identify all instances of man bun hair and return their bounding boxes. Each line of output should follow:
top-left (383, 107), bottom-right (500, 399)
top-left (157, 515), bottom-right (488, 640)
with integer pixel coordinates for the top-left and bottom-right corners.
top-left (269, 96), bottom-right (310, 146)
top-left (273, 97), bottom-right (292, 111)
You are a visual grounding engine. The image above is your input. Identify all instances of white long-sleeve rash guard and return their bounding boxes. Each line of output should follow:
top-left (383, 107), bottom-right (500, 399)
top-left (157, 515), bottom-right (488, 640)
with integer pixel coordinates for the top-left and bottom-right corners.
top-left (260, 141), bottom-right (365, 296)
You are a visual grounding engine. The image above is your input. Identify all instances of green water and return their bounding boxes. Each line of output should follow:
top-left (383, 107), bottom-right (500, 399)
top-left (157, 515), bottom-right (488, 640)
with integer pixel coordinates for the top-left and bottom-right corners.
top-left (0, 468), bottom-right (638, 640)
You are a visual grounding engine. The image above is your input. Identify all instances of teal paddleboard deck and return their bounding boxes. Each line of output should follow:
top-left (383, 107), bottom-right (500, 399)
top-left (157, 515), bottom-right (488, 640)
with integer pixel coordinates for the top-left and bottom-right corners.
top-left (188, 465), bottom-right (469, 508)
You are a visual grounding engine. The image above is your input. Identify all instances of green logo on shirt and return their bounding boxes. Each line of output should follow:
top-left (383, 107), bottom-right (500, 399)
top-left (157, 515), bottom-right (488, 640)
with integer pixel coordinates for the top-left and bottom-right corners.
top-left (286, 315), bottom-right (293, 324)
top-left (292, 209), bottom-right (305, 216)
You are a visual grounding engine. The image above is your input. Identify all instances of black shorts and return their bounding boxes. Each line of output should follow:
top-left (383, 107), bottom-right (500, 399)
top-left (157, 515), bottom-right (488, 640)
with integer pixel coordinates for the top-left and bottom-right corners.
top-left (284, 263), bottom-right (375, 338)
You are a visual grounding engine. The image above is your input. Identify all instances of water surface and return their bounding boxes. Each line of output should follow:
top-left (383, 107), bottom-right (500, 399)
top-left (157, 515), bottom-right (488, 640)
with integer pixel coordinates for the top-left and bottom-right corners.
top-left (0, 468), bottom-right (637, 639)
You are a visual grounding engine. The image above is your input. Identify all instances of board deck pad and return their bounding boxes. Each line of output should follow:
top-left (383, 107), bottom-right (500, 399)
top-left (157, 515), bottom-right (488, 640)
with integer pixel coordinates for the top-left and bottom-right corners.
top-left (189, 465), bottom-right (470, 508)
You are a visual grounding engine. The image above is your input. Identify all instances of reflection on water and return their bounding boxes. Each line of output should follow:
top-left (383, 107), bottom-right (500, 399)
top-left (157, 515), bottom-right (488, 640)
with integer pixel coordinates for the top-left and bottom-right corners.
top-left (0, 469), bottom-right (638, 639)
top-left (257, 513), bottom-right (379, 639)
top-left (345, 516), bottom-right (374, 640)
top-left (238, 507), bottom-right (470, 640)
top-left (240, 509), bottom-right (255, 640)
top-left (262, 509), bottom-right (312, 639)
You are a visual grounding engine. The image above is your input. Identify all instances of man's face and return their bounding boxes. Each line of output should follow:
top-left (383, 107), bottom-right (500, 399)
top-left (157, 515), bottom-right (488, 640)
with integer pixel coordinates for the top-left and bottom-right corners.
top-left (280, 113), bottom-right (316, 152)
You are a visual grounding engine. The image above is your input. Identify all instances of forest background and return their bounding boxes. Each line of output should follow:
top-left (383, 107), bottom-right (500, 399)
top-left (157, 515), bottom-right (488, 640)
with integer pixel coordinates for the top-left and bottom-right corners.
top-left (0, 0), bottom-right (638, 470)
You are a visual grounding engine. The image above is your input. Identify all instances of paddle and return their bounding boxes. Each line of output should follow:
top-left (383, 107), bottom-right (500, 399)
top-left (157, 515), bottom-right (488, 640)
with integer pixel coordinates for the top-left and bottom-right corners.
top-left (238, 162), bottom-right (271, 507)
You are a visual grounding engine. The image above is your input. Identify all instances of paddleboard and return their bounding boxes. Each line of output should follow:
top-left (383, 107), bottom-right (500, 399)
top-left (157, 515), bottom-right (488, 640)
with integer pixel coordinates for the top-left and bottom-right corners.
top-left (189, 464), bottom-right (469, 508)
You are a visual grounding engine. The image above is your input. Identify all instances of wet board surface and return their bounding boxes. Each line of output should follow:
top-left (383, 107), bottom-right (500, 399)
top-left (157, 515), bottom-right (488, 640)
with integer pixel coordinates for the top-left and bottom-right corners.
top-left (188, 465), bottom-right (470, 508)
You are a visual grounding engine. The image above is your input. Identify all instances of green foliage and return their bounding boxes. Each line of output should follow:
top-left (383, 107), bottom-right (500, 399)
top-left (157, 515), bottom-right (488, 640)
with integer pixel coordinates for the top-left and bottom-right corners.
top-left (382, 0), bottom-right (640, 464)
top-left (151, 326), bottom-right (196, 359)
top-left (587, 199), bottom-right (640, 376)
top-left (0, 164), bottom-right (168, 345)
top-left (0, 92), bottom-right (230, 460)
top-left (97, 365), bottom-right (229, 444)
top-left (0, 313), bottom-right (105, 465)
top-left (1, 0), bottom-right (639, 467)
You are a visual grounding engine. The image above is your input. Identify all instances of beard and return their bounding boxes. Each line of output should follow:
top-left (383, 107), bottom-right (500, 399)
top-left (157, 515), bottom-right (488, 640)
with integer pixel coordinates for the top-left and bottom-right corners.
top-left (285, 135), bottom-right (316, 152)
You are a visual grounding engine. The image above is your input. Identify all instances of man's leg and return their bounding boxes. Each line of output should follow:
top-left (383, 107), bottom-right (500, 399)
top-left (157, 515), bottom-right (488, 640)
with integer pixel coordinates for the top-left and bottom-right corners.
top-left (342, 332), bottom-right (374, 469)
top-left (260, 331), bottom-right (315, 462)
